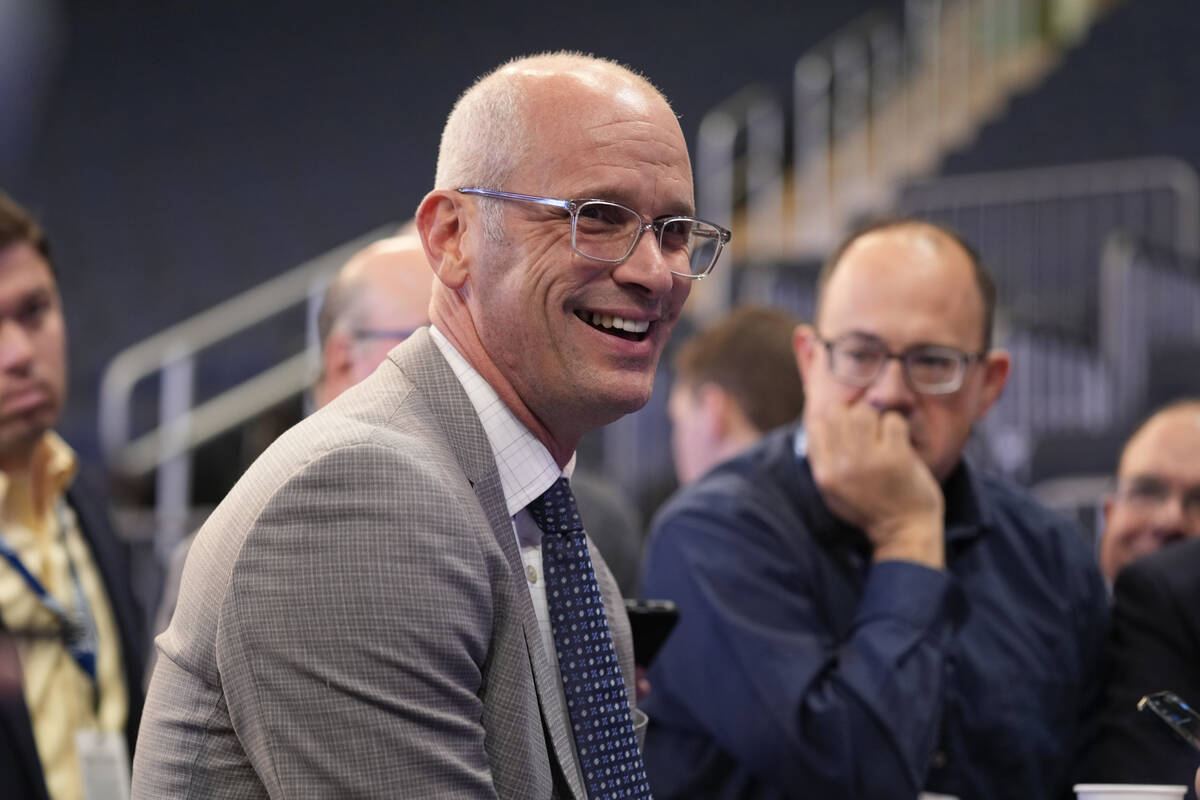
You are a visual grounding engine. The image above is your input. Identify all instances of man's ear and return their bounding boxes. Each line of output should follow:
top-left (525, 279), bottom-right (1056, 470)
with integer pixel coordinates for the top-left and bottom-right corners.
top-left (792, 323), bottom-right (818, 383)
top-left (694, 383), bottom-right (732, 439)
top-left (416, 190), bottom-right (471, 290)
top-left (976, 348), bottom-right (1012, 418)
top-left (315, 329), bottom-right (353, 407)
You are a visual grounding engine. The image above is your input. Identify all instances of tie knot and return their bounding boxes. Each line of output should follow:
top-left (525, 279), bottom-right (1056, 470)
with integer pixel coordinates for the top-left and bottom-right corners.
top-left (527, 477), bottom-right (583, 536)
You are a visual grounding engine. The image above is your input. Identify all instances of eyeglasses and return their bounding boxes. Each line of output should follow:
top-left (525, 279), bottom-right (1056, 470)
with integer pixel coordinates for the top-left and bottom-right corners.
top-left (1115, 476), bottom-right (1200, 524)
top-left (351, 327), bottom-right (420, 343)
top-left (819, 332), bottom-right (986, 395)
top-left (457, 188), bottom-right (730, 279)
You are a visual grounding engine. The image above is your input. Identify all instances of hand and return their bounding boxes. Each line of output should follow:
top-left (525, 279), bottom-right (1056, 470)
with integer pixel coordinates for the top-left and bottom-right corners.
top-left (806, 402), bottom-right (945, 567)
top-left (635, 666), bottom-right (651, 702)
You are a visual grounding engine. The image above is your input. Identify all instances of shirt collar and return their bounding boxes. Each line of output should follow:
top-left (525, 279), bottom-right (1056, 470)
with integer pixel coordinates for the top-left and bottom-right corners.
top-left (0, 431), bottom-right (78, 515)
top-left (429, 325), bottom-right (573, 517)
top-left (941, 459), bottom-right (992, 545)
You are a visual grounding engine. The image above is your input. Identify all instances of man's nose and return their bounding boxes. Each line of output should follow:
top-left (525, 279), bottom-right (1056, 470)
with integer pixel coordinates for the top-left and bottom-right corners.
top-left (866, 357), bottom-right (916, 415)
top-left (611, 227), bottom-right (677, 298)
top-left (0, 320), bottom-right (34, 372)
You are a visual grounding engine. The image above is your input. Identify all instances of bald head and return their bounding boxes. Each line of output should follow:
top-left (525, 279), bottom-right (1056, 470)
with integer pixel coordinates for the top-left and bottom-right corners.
top-left (1117, 400), bottom-right (1200, 475)
top-left (314, 235), bottom-right (433, 408)
top-left (817, 219), bottom-right (996, 350)
top-left (434, 52), bottom-right (676, 239)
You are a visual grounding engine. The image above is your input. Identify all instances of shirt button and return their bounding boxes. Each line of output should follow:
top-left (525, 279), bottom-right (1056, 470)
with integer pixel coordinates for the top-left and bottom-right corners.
top-left (930, 749), bottom-right (948, 769)
top-left (525, 564), bottom-right (538, 584)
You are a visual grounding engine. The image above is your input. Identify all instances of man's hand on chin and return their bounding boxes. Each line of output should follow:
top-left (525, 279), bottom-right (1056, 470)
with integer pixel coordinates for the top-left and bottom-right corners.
top-left (806, 402), bottom-right (946, 569)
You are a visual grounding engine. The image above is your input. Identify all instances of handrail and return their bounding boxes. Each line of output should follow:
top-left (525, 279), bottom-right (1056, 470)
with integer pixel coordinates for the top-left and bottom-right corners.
top-left (98, 223), bottom-right (397, 475)
top-left (695, 0), bottom-right (1113, 271)
top-left (901, 157), bottom-right (1200, 256)
top-left (695, 84), bottom-right (783, 322)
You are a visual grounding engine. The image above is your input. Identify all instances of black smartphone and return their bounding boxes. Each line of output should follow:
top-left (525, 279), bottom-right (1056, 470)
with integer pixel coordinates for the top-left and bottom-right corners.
top-left (1138, 691), bottom-right (1200, 751)
top-left (624, 599), bottom-right (679, 668)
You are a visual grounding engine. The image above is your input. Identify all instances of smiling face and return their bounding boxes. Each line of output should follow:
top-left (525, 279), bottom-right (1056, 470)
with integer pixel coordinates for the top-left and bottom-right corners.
top-left (456, 65), bottom-right (694, 447)
top-left (796, 224), bottom-right (1009, 482)
top-left (0, 242), bottom-right (66, 470)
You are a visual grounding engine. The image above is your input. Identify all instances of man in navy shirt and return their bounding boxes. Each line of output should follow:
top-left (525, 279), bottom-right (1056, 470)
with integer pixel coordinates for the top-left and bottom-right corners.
top-left (641, 219), bottom-right (1109, 799)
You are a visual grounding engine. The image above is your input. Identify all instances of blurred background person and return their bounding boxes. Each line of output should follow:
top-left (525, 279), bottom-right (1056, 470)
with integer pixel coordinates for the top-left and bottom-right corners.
top-left (1084, 537), bottom-right (1200, 798)
top-left (312, 234), bottom-right (434, 408)
top-left (0, 191), bottom-right (143, 800)
top-left (667, 305), bottom-right (804, 486)
top-left (1099, 398), bottom-right (1200, 583)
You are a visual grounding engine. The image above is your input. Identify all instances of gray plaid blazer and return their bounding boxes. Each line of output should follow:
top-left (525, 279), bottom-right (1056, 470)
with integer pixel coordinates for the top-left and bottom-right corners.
top-left (132, 329), bottom-right (636, 799)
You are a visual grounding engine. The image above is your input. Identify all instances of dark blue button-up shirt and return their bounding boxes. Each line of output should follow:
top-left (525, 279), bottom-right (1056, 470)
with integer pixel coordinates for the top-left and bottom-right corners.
top-left (641, 427), bottom-right (1108, 799)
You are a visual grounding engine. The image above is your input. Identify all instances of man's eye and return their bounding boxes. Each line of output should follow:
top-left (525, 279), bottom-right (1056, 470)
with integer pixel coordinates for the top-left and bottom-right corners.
top-left (577, 203), bottom-right (630, 228)
top-left (658, 220), bottom-right (693, 253)
top-left (1127, 478), bottom-right (1170, 502)
top-left (912, 354), bottom-right (955, 371)
top-left (16, 298), bottom-right (50, 327)
top-left (843, 347), bottom-right (879, 363)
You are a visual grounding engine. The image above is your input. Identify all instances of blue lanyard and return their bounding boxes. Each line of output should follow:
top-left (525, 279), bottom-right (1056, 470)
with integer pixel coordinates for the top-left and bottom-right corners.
top-left (0, 498), bottom-right (98, 684)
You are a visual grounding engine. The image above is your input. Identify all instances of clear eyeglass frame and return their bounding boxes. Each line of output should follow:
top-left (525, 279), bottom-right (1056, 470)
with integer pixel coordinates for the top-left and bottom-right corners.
top-left (351, 327), bottom-right (420, 342)
top-left (457, 187), bottom-right (730, 279)
top-left (819, 332), bottom-right (987, 395)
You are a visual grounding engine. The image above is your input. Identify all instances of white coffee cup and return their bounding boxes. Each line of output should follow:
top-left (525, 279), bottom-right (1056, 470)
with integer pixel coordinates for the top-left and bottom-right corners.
top-left (1074, 784), bottom-right (1188, 800)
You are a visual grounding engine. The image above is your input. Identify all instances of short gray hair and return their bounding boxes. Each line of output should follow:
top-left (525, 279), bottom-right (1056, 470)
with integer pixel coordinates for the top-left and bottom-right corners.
top-left (435, 59), bottom-right (530, 240)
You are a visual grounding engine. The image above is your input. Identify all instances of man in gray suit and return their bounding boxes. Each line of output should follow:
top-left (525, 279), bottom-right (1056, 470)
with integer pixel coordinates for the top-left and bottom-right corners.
top-left (132, 52), bottom-right (728, 799)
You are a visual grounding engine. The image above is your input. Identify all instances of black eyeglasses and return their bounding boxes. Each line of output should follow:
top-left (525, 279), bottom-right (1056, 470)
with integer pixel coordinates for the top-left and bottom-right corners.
top-left (820, 332), bottom-right (986, 395)
top-left (457, 188), bottom-right (730, 279)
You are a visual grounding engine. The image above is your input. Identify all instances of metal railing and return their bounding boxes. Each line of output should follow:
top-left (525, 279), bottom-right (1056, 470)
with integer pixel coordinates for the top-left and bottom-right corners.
top-left (900, 156), bottom-right (1200, 338)
top-left (98, 224), bottom-right (396, 558)
top-left (694, 0), bottom-right (1095, 281)
top-left (1099, 232), bottom-right (1200, 425)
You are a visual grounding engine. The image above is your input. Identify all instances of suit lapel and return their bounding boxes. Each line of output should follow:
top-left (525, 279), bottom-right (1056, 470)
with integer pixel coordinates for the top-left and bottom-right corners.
top-left (390, 330), bottom-right (586, 800)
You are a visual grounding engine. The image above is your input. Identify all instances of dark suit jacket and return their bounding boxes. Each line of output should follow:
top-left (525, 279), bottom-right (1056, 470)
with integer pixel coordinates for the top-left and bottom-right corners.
top-left (1084, 538), bottom-right (1200, 797)
top-left (0, 475), bottom-right (145, 800)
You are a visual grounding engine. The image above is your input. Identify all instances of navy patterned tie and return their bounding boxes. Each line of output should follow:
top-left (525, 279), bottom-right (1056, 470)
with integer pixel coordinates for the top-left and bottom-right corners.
top-left (527, 478), bottom-right (652, 800)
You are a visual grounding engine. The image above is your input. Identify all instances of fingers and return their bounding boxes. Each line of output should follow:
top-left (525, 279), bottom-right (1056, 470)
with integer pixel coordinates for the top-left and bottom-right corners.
top-left (809, 402), bottom-right (909, 475)
top-left (879, 409), bottom-right (911, 449)
top-left (804, 400), bottom-right (943, 561)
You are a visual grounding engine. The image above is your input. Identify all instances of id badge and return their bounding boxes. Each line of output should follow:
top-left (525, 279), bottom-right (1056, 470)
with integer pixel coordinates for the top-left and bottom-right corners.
top-left (75, 730), bottom-right (131, 800)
